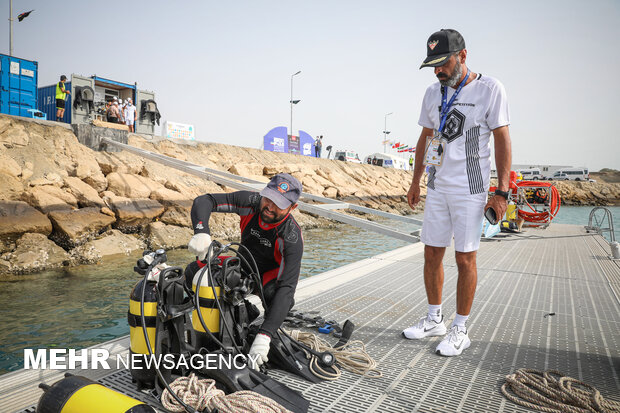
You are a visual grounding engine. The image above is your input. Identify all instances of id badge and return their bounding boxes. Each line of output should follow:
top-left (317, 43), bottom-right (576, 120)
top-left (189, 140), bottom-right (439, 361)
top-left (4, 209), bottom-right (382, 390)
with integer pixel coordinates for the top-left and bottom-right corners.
top-left (424, 132), bottom-right (446, 166)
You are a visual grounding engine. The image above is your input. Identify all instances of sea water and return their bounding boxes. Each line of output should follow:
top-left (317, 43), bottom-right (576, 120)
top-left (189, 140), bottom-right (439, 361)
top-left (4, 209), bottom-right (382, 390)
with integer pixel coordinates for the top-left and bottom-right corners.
top-left (0, 205), bottom-right (615, 374)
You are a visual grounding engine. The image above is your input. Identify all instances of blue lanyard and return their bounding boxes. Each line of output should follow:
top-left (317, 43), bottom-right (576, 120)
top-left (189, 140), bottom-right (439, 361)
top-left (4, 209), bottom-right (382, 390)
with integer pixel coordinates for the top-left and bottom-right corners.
top-left (438, 69), bottom-right (470, 134)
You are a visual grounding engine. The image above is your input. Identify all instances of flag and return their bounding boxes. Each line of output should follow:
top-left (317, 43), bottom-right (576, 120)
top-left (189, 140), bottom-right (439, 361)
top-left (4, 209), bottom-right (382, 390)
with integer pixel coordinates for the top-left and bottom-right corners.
top-left (18, 10), bottom-right (34, 22)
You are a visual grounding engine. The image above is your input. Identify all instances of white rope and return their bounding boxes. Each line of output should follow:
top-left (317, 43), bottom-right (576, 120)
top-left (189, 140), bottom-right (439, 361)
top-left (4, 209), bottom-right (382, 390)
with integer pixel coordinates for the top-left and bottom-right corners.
top-left (501, 369), bottom-right (620, 413)
top-left (285, 328), bottom-right (382, 380)
top-left (161, 373), bottom-right (293, 413)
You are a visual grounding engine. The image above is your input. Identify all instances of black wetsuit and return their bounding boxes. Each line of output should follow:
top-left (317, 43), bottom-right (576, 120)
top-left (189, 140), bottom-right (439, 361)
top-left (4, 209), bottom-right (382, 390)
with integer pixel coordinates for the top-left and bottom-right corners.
top-left (190, 191), bottom-right (304, 337)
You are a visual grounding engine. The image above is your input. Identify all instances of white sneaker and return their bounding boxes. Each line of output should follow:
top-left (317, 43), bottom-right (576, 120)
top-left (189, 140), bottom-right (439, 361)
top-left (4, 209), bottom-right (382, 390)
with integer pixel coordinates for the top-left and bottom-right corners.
top-left (435, 325), bottom-right (471, 356)
top-left (402, 315), bottom-right (447, 339)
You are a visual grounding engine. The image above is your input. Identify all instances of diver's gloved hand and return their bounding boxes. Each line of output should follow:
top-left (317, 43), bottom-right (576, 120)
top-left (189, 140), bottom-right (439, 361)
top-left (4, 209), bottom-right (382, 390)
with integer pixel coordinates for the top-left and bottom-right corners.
top-left (248, 333), bottom-right (271, 371)
top-left (187, 233), bottom-right (212, 261)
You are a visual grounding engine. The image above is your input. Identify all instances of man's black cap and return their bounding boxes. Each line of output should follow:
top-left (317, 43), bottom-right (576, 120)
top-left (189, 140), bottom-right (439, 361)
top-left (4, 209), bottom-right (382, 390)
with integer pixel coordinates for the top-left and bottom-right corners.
top-left (60, 75), bottom-right (67, 81)
top-left (420, 29), bottom-right (466, 69)
top-left (260, 173), bottom-right (302, 209)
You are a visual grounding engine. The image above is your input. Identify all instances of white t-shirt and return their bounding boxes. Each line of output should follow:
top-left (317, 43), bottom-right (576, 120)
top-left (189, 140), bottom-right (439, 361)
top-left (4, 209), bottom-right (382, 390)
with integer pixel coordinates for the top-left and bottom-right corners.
top-left (418, 74), bottom-right (510, 195)
top-left (124, 104), bottom-right (136, 124)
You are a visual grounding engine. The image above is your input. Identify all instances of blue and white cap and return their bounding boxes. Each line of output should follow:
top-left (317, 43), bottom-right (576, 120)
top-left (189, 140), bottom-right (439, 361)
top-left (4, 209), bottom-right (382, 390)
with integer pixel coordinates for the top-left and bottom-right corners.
top-left (259, 173), bottom-right (302, 209)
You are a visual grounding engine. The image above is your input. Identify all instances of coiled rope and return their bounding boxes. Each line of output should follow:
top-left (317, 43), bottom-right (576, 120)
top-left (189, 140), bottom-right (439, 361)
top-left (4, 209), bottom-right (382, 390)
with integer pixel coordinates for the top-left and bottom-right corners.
top-left (161, 373), bottom-right (292, 413)
top-left (286, 328), bottom-right (382, 380)
top-left (501, 369), bottom-right (620, 413)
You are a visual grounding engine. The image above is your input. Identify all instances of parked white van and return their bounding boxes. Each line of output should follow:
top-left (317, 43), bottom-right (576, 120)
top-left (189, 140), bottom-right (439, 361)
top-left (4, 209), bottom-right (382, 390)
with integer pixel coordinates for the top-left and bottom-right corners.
top-left (518, 168), bottom-right (543, 180)
top-left (554, 168), bottom-right (589, 181)
top-left (334, 150), bottom-right (362, 164)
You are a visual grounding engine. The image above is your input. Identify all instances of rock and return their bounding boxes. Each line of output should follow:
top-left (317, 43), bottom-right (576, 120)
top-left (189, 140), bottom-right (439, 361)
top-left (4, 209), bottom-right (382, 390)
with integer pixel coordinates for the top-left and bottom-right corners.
top-left (0, 238), bottom-right (14, 254)
top-left (156, 140), bottom-right (188, 161)
top-left (0, 154), bottom-right (21, 177)
top-left (29, 172), bottom-right (64, 187)
top-left (95, 151), bottom-right (145, 175)
top-left (0, 122), bottom-right (29, 147)
top-left (263, 166), bottom-right (279, 176)
top-left (71, 156), bottom-right (106, 189)
top-left (107, 197), bottom-right (165, 231)
top-left (20, 168), bottom-right (33, 181)
top-left (0, 200), bottom-right (52, 239)
top-left (149, 187), bottom-right (190, 205)
top-left (3, 233), bottom-right (71, 273)
top-left (300, 176), bottom-right (324, 195)
top-left (146, 222), bottom-right (193, 250)
top-left (0, 172), bottom-right (24, 200)
top-left (78, 229), bottom-right (144, 257)
top-left (82, 171), bottom-right (108, 193)
top-left (106, 172), bottom-right (165, 198)
top-left (160, 205), bottom-right (192, 227)
top-left (101, 206), bottom-right (115, 217)
top-left (63, 176), bottom-right (105, 208)
top-left (48, 207), bottom-right (116, 247)
top-left (229, 163), bottom-right (264, 178)
top-left (24, 186), bottom-right (77, 213)
top-left (281, 164), bottom-right (301, 174)
top-left (323, 187), bottom-right (338, 198)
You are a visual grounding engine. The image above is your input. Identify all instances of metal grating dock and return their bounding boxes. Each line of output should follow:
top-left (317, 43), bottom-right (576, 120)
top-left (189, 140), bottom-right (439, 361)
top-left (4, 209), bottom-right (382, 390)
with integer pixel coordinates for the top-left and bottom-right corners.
top-left (3, 224), bottom-right (620, 413)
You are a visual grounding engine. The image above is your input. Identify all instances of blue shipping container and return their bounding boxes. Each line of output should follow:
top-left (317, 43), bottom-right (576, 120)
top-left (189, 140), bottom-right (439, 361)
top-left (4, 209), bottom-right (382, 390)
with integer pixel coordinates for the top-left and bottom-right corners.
top-left (38, 82), bottom-right (71, 123)
top-left (0, 54), bottom-right (38, 118)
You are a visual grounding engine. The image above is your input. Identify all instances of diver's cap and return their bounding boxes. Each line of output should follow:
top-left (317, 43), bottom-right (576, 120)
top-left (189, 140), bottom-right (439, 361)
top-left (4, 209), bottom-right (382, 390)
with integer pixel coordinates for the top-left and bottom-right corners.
top-left (260, 173), bottom-right (302, 209)
top-left (420, 29), bottom-right (465, 69)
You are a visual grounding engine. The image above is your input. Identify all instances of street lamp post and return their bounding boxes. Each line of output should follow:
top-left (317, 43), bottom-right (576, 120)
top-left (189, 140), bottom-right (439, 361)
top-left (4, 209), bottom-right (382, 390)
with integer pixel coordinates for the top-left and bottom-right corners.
top-left (383, 112), bottom-right (393, 152)
top-left (9, 0), bottom-right (14, 56)
top-left (290, 70), bottom-right (301, 137)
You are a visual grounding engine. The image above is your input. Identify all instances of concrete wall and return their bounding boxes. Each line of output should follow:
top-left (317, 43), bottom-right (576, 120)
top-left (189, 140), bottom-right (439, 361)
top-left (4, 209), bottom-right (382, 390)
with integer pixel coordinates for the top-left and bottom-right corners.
top-left (72, 124), bottom-right (127, 152)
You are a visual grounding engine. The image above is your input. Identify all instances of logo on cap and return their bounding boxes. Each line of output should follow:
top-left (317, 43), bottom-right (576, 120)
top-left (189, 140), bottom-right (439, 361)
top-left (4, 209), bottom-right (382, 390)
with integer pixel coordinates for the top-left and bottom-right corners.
top-left (428, 40), bottom-right (439, 50)
top-left (278, 182), bottom-right (289, 193)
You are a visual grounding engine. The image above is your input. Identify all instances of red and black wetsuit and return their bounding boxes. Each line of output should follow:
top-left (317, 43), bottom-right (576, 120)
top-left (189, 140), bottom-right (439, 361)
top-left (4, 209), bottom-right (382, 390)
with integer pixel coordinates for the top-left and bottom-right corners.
top-left (190, 190), bottom-right (304, 337)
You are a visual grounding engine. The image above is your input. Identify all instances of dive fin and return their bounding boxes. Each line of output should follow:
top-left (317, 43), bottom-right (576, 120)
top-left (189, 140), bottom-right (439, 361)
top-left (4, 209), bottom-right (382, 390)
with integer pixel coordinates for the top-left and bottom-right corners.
top-left (267, 331), bottom-right (323, 383)
top-left (198, 363), bottom-right (310, 413)
top-left (334, 319), bottom-right (355, 348)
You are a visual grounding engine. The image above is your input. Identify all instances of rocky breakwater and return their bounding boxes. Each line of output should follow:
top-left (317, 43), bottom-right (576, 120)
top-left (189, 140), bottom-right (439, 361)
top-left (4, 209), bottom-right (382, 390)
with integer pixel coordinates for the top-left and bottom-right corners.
top-left (551, 180), bottom-right (620, 206)
top-left (0, 115), bottom-right (420, 276)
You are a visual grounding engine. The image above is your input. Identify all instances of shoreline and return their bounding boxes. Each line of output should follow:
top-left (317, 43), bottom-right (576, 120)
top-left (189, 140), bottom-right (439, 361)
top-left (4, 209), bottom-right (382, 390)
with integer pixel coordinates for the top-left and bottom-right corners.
top-left (1, 114), bottom-right (618, 277)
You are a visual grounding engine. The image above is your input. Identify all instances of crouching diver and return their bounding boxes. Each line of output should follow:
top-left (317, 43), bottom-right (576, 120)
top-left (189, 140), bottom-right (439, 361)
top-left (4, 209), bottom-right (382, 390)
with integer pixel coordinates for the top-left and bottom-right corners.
top-left (187, 173), bottom-right (303, 371)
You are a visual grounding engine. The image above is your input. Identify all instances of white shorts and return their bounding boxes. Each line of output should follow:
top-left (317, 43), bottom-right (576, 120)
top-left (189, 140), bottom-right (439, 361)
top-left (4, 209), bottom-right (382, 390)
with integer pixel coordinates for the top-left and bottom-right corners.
top-left (420, 188), bottom-right (487, 252)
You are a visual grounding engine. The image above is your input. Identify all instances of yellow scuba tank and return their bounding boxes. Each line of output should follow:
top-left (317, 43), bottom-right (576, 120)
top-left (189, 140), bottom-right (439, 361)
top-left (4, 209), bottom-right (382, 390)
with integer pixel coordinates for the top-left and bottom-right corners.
top-left (191, 263), bottom-right (222, 352)
top-left (506, 203), bottom-right (517, 221)
top-left (37, 374), bottom-right (156, 413)
top-left (128, 278), bottom-right (158, 389)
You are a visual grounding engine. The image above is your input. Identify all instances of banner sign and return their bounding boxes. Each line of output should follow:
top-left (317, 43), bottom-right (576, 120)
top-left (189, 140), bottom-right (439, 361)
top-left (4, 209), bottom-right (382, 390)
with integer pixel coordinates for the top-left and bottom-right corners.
top-left (263, 127), bottom-right (315, 156)
top-left (164, 121), bottom-right (195, 140)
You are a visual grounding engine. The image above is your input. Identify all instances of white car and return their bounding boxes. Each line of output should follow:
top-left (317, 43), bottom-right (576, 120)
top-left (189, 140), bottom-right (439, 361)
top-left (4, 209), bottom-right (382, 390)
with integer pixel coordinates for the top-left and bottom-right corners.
top-left (549, 172), bottom-right (569, 181)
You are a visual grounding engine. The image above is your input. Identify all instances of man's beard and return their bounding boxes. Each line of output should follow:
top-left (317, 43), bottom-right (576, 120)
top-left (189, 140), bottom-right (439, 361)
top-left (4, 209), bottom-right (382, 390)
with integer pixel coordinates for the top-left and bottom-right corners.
top-left (438, 58), bottom-right (463, 87)
top-left (260, 206), bottom-right (286, 224)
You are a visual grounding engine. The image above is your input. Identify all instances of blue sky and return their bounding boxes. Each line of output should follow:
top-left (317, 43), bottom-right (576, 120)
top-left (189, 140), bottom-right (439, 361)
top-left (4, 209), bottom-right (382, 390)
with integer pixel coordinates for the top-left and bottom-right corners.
top-left (3, 0), bottom-right (619, 170)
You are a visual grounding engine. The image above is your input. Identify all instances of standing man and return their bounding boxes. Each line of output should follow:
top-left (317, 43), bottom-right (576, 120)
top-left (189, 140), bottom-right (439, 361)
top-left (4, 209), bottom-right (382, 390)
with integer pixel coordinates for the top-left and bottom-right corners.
top-left (55, 75), bottom-right (71, 121)
top-left (187, 173), bottom-right (304, 370)
top-left (107, 100), bottom-right (120, 124)
top-left (124, 98), bottom-right (137, 132)
top-left (409, 154), bottom-right (414, 171)
top-left (402, 29), bottom-right (511, 356)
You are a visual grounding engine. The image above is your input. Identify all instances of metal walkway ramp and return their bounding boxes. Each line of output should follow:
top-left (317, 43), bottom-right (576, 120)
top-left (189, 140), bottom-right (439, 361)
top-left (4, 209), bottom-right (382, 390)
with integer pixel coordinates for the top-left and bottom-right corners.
top-left (100, 138), bottom-right (422, 243)
top-left (4, 224), bottom-right (620, 412)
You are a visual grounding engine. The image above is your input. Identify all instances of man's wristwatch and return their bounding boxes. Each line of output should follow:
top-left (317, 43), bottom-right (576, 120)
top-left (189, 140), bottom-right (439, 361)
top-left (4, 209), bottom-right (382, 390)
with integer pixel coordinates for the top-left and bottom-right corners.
top-left (494, 189), bottom-right (509, 200)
